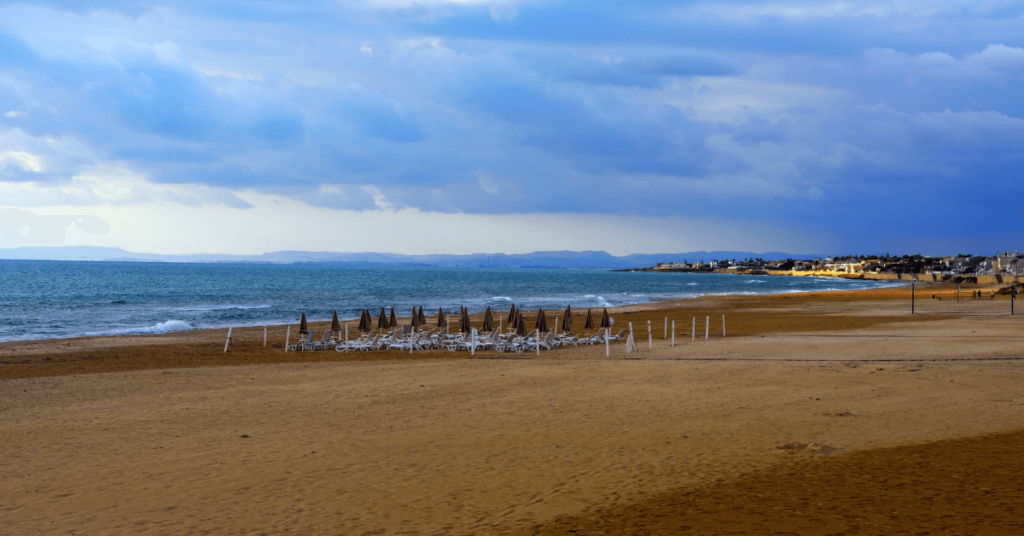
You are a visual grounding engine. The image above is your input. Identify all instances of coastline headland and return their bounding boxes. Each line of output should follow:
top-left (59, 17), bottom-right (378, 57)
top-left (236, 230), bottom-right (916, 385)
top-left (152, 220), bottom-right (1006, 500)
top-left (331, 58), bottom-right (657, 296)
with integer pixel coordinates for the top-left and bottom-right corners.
top-left (618, 266), bottom-right (1022, 286)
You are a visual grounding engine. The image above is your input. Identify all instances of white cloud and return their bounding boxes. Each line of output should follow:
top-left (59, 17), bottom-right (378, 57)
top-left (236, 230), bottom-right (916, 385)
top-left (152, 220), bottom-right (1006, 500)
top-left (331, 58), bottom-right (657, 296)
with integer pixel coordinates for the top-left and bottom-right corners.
top-left (0, 151), bottom-right (44, 173)
top-left (490, 4), bottom-right (518, 21)
top-left (0, 164), bottom-right (251, 208)
top-left (4, 111), bottom-right (27, 118)
top-left (681, 1), bottom-right (1014, 20)
top-left (665, 76), bottom-right (846, 124)
top-left (864, 44), bottom-right (1024, 80)
top-left (362, 185), bottom-right (395, 210)
top-left (475, 170), bottom-right (501, 193)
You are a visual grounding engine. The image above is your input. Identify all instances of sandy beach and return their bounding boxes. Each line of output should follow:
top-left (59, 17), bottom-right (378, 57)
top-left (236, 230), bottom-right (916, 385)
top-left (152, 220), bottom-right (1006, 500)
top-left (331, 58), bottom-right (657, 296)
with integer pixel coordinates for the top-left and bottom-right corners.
top-left (2, 285), bottom-right (1023, 534)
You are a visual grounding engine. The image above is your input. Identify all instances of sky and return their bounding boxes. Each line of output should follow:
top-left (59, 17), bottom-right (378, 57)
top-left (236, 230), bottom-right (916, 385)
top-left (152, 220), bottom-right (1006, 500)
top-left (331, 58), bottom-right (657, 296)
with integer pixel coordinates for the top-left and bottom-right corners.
top-left (0, 0), bottom-right (1022, 256)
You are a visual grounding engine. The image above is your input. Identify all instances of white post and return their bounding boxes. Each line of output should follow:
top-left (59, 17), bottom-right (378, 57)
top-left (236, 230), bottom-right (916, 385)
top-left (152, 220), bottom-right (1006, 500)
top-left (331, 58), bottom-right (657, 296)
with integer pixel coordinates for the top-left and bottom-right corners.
top-left (722, 315), bottom-right (726, 338)
top-left (345, 325), bottom-right (348, 342)
top-left (224, 327), bottom-right (232, 353)
top-left (446, 315), bottom-right (450, 335)
top-left (471, 328), bottom-right (476, 356)
top-left (664, 317), bottom-right (668, 340)
top-left (671, 321), bottom-right (675, 347)
top-left (647, 320), bottom-right (652, 350)
top-left (263, 326), bottom-right (267, 348)
top-left (285, 326), bottom-right (291, 353)
top-left (691, 318), bottom-right (695, 342)
top-left (605, 332), bottom-right (610, 357)
top-left (705, 316), bottom-right (709, 341)
top-left (536, 330), bottom-right (540, 357)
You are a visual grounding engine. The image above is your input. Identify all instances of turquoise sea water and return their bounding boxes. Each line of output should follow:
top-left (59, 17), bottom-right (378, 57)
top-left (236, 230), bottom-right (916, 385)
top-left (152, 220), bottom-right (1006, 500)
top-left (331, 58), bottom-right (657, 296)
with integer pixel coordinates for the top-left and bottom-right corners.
top-left (0, 260), bottom-right (904, 342)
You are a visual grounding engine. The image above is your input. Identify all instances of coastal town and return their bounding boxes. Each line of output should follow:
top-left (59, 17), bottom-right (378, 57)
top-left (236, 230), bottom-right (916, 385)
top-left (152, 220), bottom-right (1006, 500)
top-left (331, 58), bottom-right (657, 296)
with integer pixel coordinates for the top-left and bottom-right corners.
top-left (635, 250), bottom-right (1024, 282)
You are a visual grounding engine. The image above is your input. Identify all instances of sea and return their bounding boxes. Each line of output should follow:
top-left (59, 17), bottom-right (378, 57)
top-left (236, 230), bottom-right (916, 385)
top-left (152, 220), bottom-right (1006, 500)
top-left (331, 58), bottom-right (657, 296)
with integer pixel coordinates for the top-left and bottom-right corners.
top-left (0, 260), bottom-right (905, 343)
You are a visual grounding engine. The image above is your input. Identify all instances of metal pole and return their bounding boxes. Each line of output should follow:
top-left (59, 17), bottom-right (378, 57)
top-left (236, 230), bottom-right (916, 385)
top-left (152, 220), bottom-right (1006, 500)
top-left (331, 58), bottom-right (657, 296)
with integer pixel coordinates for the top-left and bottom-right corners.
top-left (722, 315), bottom-right (726, 338)
top-left (605, 332), bottom-right (610, 357)
top-left (911, 282), bottom-right (915, 315)
top-left (671, 320), bottom-right (675, 347)
top-left (285, 326), bottom-right (291, 353)
top-left (692, 317), bottom-right (695, 342)
top-left (647, 320), bottom-right (652, 350)
top-left (263, 326), bottom-right (267, 348)
top-left (224, 327), bottom-right (232, 353)
top-left (705, 316), bottom-right (709, 341)
top-left (664, 317), bottom-right (668, 340)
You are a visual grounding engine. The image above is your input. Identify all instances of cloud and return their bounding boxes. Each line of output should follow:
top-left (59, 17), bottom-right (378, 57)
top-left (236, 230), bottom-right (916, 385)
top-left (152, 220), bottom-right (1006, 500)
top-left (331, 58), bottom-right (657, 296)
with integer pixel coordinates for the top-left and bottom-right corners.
top-left (489, 4), bottom-right (517, 21)
top-left (1, 164), bottom-right (253, 208)
top-left (0, 151), bottom-right (43, 172)
top-left (0, 207), bottom-right (109, 246)
top-left (475, 170), bottom-right (500, 193)
top-left (330, 87), bottom-right (424, 143)
top-left (0, 1), bottom-right (1022, 254)
top-left (525, 51), bottom-right (737, 88)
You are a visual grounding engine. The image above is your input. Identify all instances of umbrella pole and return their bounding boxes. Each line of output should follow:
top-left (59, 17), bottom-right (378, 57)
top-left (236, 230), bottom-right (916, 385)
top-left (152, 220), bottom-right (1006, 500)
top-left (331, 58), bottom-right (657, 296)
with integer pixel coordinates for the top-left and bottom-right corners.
top-left (285, 326), bottom-right (290, 353)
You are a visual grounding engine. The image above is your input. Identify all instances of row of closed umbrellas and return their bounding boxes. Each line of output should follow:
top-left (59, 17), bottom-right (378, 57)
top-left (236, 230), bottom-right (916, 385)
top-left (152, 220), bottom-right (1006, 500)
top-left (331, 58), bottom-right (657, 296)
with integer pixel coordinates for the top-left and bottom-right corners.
top-left (298, 304), bottom-right (612, 335)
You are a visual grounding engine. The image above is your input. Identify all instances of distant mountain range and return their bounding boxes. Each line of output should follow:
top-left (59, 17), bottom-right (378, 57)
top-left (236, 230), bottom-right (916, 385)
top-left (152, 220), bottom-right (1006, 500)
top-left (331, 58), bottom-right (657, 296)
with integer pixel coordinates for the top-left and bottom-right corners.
top-left (0, 246), bottom-right (821, 268)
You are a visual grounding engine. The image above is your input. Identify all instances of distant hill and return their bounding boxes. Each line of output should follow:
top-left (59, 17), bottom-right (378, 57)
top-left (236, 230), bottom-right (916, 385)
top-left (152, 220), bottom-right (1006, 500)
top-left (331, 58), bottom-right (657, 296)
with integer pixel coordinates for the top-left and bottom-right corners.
top-left (0, 246), bottom-right (820, 268)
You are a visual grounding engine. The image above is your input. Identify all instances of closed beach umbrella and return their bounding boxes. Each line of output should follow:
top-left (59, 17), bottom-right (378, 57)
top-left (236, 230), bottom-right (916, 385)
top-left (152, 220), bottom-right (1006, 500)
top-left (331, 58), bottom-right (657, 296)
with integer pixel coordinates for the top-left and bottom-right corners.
top-left (515, 310), bottom-right (528, 336)
top-left (389, 307), bottom-right (398, 329)
top-left (436, 307), bottom-right (447, 328)
top-left (299, 312), bottom-right (309, 335)
top-left (411, 307), bottom-right (421, 331)
top-left (482, 306), bottom-right (494, 332)
top-left (507, 304), bottom-right (517, 324)
top-left (584, 309), bottom-right (594, 332)
top-left (459, 306), bottom-right (472, 334)
top-left (534, 308), bottom-right (548, 333)
top-left (331, 310), bottom-right (342, 332)
top-left (600, 308), bottom-right (611, 329)
top-left (377, 307), bottom-right (390, 331)
top-left (561, 304), bottom-right (572, 333)
top-left (358, 309), bottom-right (372, 333)
top-left (418, 306), bottom-right (427, 325)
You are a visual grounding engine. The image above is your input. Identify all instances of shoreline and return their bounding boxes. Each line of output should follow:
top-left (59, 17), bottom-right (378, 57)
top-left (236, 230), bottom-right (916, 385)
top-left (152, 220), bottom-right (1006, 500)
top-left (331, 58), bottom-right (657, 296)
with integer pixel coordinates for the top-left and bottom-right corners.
top-left (4, 282), bottom-right (1022, 380)
top-left (0, 274), bottom-right (910, 347)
